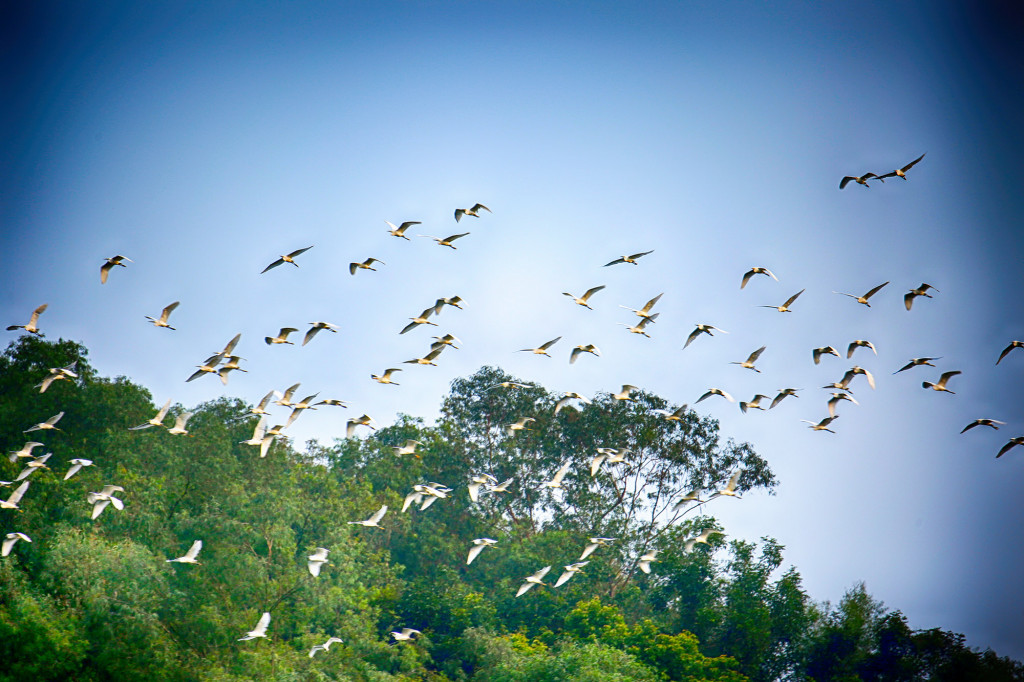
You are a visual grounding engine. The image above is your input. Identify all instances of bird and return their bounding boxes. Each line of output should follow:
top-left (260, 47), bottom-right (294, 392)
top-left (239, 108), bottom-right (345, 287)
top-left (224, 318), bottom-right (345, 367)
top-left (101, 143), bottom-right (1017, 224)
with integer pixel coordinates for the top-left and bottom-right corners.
top-left (961, 419), bottom-right (1006, 434)
top-left (309, 637), bottom-right (344, 658)
top-left (265, 328), bottom-right (299, 345)
top-left (802, 416), bottom-right (839, 433)
top-left (37, 369), bottom-right (73, 393)
top-left (847, 340), bottom-right (877, 359)
top-left (684, 323), bottom-right (728, 349)
top-left (740, 267), bottom-right (778, 289)
top-left (346, 415), bottom-right (377, 437)
top-left (273, 383), bottom-right (302, 407)
top-left (8, 442), bottom-right (44, 463)
top-left (684, 528), bottom-right (722, 553)
top-left (214, 333), bottom-right (243, 360)
top-left (349, 258), bottom-right (385, 275)
top-left (428, 334), bottom-right (462, 354)
top-left (604, 250), bottom-right (654, 266)
top-left (612, 385), bottom-right (638, 401)
top-left (100, 255), bottom-right (132, 283)
top-left (421, 232), bottom-right (470, 249)
top-left (303, 321), bottom-right (339, 346)
top-left (877, 153), bottom-right (926, 181)
top-left (454, 203), bottom-right (491, 222)
top-left (996, 437), bottom-right (1024, 459)
top-left (307, 548), bottom-right (330, 576)
top-left (64, 458), bottom-right (94, 480)
top-left (769, 389), bottom-right (800, 409)
top-left (579, 537), bottom-right (615, 561)
top-left (760, 289), bottom-right (805, 312)
top-left (385, 220), bottom-right (420, 239)
top-left (167, 412), bottom-right (193, 436)
top-left (16, 452), bottom-right (52, 480)
top-left (520, 336), bottom-right (562, 356)
top-left (620, 293), bottom-right (663, 320)
top-left (167, 540), bottom-right (203, 564)
top-left (996, 341), bottom-right (1024, 365)
top-left (247, 390), bottom-right (277, 417)
top-left (217, 358), bottom-right (247, 385)
top-left (432, 296), bottom-right (465, 315)
top-left (696, 388), bottom-right (734, 404)
top-left (618, 314), bottom-right (659, 337)
top-left (239, 417), bottom-right (269, 448)
top-left (88, 485), bottom-right (126, 519)
top-left (708, 470), bottom-right (743, 500)
top-left (466, 538), bottom-right (498, 565)
top-left (404, 346), bottom-right (445, 366)
top-left (516, 566), bottom-right (552, 597)
top-left (904, 283), bottom-right (938, 310)
top-left (812, 346), bottom-right (840, 365)
top-left (145, 301), bottom-right (180, 329)
top-left (6, 303), bottom-right (48, 334)
top-left (894, 357), bottom-right (941, 374)
top-left (0, 481), bottom-right (29, 510)
top-left (554, 392), bottom-right (592, 415)
top-left (372, 368), bottom-right (403, 385)
top-left (827, 392), bottom-right (859, 418)
top-left (238, 612), bottom-right (271, 641)
top-left (554, 562), bottom-right (588, 587)
top-left (391, 627), bottom-right (421, 641)
top-left (467, 474), bottom-right (497, 502)
top-left (834, 282), bottom-right (889, 307)
top-left (487, 477), bottom-right (514, 495)
top-left (739, 395), bottom-right (771, 413)
top-left (839, 173), bottom-right (879, 189)
top-left (922, 370), bottom-right (961, 394)
top-left (186, 356), bottom-right (222, 382)
top-left (285, 394), bottom-right (321, 427)
top-left (653, 405), bottom-right (688, 421)
top-left (590, 448), bottom-right (627, 477)
top-left (1, 532), bottom-right (31, 557)
top-left (841, 366), bottom-right (876, 390)
top-left (542, 462), bottom-right (572, 489)
top-left (392, 440), bottom-right (424, 457)
top-left (569, 344), bottom-right (600, 364)
top-left (489, 381), bottom-right (533, 391)
top-left (507, 417), bottom-right (535, 435)
top-left (24, 411), bottom-right (64, 433)
top-left (637, 550), bottom-right (658, 574)
top-left (731, 346), bottom-right (767, 372)
top-left (400, 307), bottom-right (439, 334)
top-left (261, 246), bottom-right (313, 273)
top-left (672, 490), bottom-right (705, 514)
top-left (563, 285), bottom-right (606, 309)
top-left (348, 505), bottom-right (387, 528)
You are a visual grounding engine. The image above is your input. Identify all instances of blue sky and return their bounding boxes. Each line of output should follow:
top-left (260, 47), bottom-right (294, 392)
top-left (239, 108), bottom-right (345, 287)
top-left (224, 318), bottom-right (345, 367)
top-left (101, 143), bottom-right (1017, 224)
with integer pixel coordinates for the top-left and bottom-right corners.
top-left (4, 0), bottom-right (1023, 659)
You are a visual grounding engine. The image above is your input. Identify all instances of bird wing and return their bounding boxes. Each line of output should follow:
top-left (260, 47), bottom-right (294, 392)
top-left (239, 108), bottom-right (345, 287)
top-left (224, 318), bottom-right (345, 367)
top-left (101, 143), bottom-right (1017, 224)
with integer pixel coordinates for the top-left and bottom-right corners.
top-left (261, 257), bottom-right (285, 274)
top-left (369, 505), bottom-right (388, 524)
top-left (253, 612), bottom-right (271, 636)
top-left (641, 293), bottom-right (663, 312)
top-left (839, 176), bottom-right (855, 189)
top-left (539, 336), bottom-right (562, 350)
top-left (997, 342), bottom-right (1022, 364)
top-left (161, 301), bottom-right (180, 320)
top-left (747, 346), bottom-right (766, 363)
top-left (902, 152), bottom-right (926, 171)
top-left (471, 203), bottom-right (491, 213)
top-left (185, 540), bottom-right (203, 560)
top-left (581, 285), bottom-right (605, 301)
top-left (603, 257), bottom-right (625, 267)
top-left (740, 270), bottom-right (755, 289)
top-left (91, 498), bottom-right (111, 519)
top-left (515, 582), bottom-right (536, 597)
top-left (287, 246), bottom-right (313, 258)
top-left (446, 232), bottom-right (470, 241)
top-left (7, 481), bottom-right (29, 505)
top-left (550, 461), bottom-right (571, 485)
top-left (783, 289), bottom-right (805, 308)
top-left (864, 281), bottom-right (889, 299)
top-left (628, 250), bottom-right (653, 260)
top-left (154, 398), bottom-right (172, 422)
top-left (467, 543), bottom-right (485, 565)
top-left (303, 326), bottom-right (321, 346)
top-left (997, 439), bottom-right (1023, 458)
top-left (554, 571), bottom-right (574, 587)
top-left (348, 262), bottom-right (359, 275)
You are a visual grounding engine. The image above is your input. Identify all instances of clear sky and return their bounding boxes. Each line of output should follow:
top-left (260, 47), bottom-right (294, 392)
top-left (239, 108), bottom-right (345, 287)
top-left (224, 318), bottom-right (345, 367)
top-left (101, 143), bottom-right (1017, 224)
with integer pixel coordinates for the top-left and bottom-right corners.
top-left (4, 0), bottom-right (1023, 660)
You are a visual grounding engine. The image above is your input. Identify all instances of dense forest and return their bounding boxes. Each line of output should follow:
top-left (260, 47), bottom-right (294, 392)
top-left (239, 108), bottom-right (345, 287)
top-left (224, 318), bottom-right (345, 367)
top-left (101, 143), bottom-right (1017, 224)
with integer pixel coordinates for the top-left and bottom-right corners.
top-left (1, 336), bottom-right (1021, 681)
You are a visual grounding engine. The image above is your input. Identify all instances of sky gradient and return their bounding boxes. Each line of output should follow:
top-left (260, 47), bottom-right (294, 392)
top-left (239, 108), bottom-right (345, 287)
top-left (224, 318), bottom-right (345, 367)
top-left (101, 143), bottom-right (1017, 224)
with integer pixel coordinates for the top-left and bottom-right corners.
top-left (3, 0), bottom-right (1023, 660)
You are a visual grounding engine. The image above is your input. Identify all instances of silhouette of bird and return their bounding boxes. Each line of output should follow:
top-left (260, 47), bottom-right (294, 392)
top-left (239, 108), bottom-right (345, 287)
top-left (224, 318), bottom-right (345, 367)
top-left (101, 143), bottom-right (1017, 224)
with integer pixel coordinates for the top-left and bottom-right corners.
top-left (145, 301), bottom-right (180, 329)
top-left (802, 416), bottom-right (839, 433)
top-left (834, 281), bottom-right (888, 307)
top-left (400, 307), bottom-right (439, 334)
top-left (839, 173), bottom-right (879, 189)
top-left (372, 368), bottom-right (402, 385)
top-left (261, 246), bottom-right (313, 273)
top-left (432, 297), bottom-right (464, 315)
top-left (922, 371), bottom-right (961, 394)
top-left (303, 321), bottom-right (339, 346)
top-left (100, 255), bottom-right (132, 283)
top-left (812, 346), bottom-right (840, 365)
top-left (996, 341), bottom-right (1023, 365)
top-left (877, 153), bottom-right (926, 181)
top-left (404, 346), bottom-right (445, 366)
top-left (770, 389), bottom-right (800, 409)
top-left (739, 394), bottom-right (771, 413)
top-left (996, 437), bottom-right (1024, 459)
top-left (520, 336), bottom-right (562, 356)
top-left (265, 328), bottom-right (299, 345)
top-left (696, 388), bottom-right (734, 403)
top-left (563, 285), bottom-right (605, 309)
top-left (961, 419), bottom-right (1005, 434)
top-left (827, 392), bottom-right (859, 417)
top-left (620, 293), bottom-right (663, 319)
top-left (761, 289), bottom-right (804, 312)
top-left (894, 357), bottom-right (941, 374)
top-left (847, 340), bottom-right (877, 359)
top-left (349, 258), bottom-right (384, 275)
top-left (454, 203), bottom-right (491, 222)
top-left (420, 232), bottom-right (470, 249)
top-left (841, 366), bottom-right (876, 390)
top-left (430, 333), bottom-right (462, 351)
top-left (604, 250), bottom-right (653, 266)
top-left (618, 314), bottom-right (658, 337)
top-left (569, 344), bottom-right (600, 364)
top-left (684, 323), bottom-right (728, 349)
top-left (731, 346), bottom-right (766, 372)
top-left (741, 267), bottom-right (778, 289)
top-left (904, 283), bottom-right (938, 310)
top-left (385, 220), bottom-right (420, 239)
top-left (6, 303), bottom-right (47, 334)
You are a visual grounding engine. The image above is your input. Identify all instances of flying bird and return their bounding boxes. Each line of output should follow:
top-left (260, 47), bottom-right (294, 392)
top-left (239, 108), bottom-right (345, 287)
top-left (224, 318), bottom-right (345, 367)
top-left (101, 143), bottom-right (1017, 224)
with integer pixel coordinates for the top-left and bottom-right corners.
top-left (167, 540), bottom-right (203, 564)
top-left (393, 440), bottom-right (423, 457)
top-left (432, 297), bottom-right (464, 315)
top-left (372, 368), bottom-right (402, 385)
top-left (618, 314), bottom-right (658, 337)
top-left (684, 323), bottom-right (728, 349)
top-left (349, 258), bottom-right (385, 275)
top-left (346, 415), bottom-right (377, 437)
top-left (385, 220), bottom-right (420, 239)
top-left (131, 400), bottom-right (171, 432)
top-left (520, 336), bottom-right (562, 356)
top-left (740, 267), bottom-right (778, 289)
top-left (404, 346), bottom-right (445, 366)
top-left (309, 637), bottom-right (344, 658)
top-left (620, 293), bottom-right (663, 320)
top-left (812, 346), bottom-right (840, 365)
top-left (555, 391), bottom-right (591, 414)
top-left (684, 528), bottom-right (722, 553)
top-left (841, 366), bottom-right (876, 390)
top-left (996, 341), bottom-right (1023, 365)
top-left (467, 474), bottom-right (497, 502)
top-left (454, 203), bottom-right (491, 222)
top-left (391, 627), bottom-right (421, 641)
top-left (731, 346), bottom-right (767, 372)
top-left (579, 537), bottom-right (615, 561)
top-left (37, 362), bottom-right (77, 393)
top-left (273, 383), bottom-right (302, 407)
top-left (100, 255), bottom-right (132, 283)
top-left (637, 550), bottom-right (658, 574)
top-left (0, 481), bottom-right (29, 510)
top-left (88, 485), bottom-right (125, 519)
top-left (8, 441), bottom-right (44, 462)
top-left (904, 283), bottom-right (938, 310)
top-left (400, 308), bottom-right (439, 334)
top-left (612, 385), bottom-right (638, 401)
top-left (877, 153), bottom-right (926, 181)
top-left (961, 419), bottom-right (1005, 434)
top-left (739, 394), bottom-right (771, 413)
top-left (563, 285), bottom-right (606, 309)
top-left (672, 490), bottom-right (705, 514)
top-left (261, 246), bottom-right (313, 273)
top-left (145, 301), bottom-right (180, 329)
top-left (569, 344), bottom-right (600, 364)
top-left (590, 448), bottom-right (627, 477)
top-left (604, 250), bottom-right (654, 266)
top-left (827, 392), bottom-right (859, 418)
top-left (554, 562), bottom-right (588, 587)
top-left (696, 388), bottom-right (734, 404)
top-left (653, 405), bottom-right (689, 421)
top-left (2, 532), bottom-right (31, 556)
top-left (238, 612), bottom-right (271, 641)
top-left (420, 232), bottom-right (470, 249)
top-left (307, 547), bottom-right (330, 576)
top-left (466, 538), bottom-right (498, 565)
top-left (760, 289), bottom-right (805, 313)
top-left (64, 458), bottom-right (93, 480)
top-left (516, 566), bottom-right (552, 597)
top-left (542, 462), bottom-right (572, 489)
top-left (922, 370), bottom-right (961, 394)
top-left (303, 322), bottom-right (339, 346)
top-left (507, 417), bottom-right (535, 435)
top-left (708, 470), bottom-right (743, 500)
top-left (24, 411), bottom-right (64, 433)
top-left (802, 416), bottom-right (839, 433)
top-left (265, 328), bottom-right (299, 345)
top-left (167, 412), bottom-right (193, 436)
top-left (996, 437), bottom-right (1024, 459)
top-left (770, 389), bottom-right (800, 409)
top-left (894, 357), bottom-right (941, 374)
top-left (834, 281), bottom-right (888, 307)
top-left (6, 303), bottom-right (47, 334)
top-left (15, 452), bottom-right (52, 481)
top-left (348, 505), bottom-right (387, 528)
top-left (847, 340), bottom-right (877, 358)
top-left (839, 173), bottom-right (879, 189)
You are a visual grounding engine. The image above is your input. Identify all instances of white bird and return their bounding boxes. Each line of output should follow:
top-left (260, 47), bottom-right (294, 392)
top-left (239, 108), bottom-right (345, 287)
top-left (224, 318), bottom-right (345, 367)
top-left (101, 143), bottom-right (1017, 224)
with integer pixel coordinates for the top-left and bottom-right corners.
top-left (487, 478), bottom-right (514, 494)
top-left (563, 285), bottom-right (606, 309)
top-left (516, 566), bottom-right (552, 597)
top-left (834, 281), bottom-right (889, 307)
top-left (802, 416), bottom-right (839, 433)
top-left (672, 489), bottom-right (705, 514)
top-left (217, 359), bottom-right (246, 386)
top-left (391, 627), bottom-right (421, 641)
top-left (240, 417), bottom-right (269, 447)
top-left (420, 232), bottom-right (470, 249)
top-left (37, 370), bottom-right (73, 393)
top-left (839, 172), bottom-right (879, 189)
top-left (847, 340), bottom-right (877, 358)
top-left (683, 528), bottom-right (722, 553)
top-left (2, 532), bottom-right (31, 556)
top-left (8, 441), bottom-right (44, 463)
top-left (100, 255), bottom-right (132, 283)
top-left (401, 307), bottom-right (439, 334)
top-left (543, 462), bottom-right (572, 489)
top-left (307, 547), bottom-right (330, 576)
top-left (16, 452), bottom-right (52, 480)
top-left (402, 487), bottom-right (427, 513)
top-left (145, 301), bottom-right (180, 329)
top-left (731, 346), bottom-right (766, 372)
top-left (238, 612), bottom-right (271, 640)
top-left (247, 390), bottom-right (277, 417)
top-left (454, 203), bottom-right (491, 222)
top-left (309, 637), bottom-right (344, 658)
top-left (24, 411), bottom-right (64, 433)
top-left (604, 250), bottom-right (654, 267)
top-left (922, 370), bottom-right (961, 394)
top-left (827, 392), bottom-right (859, 418)
top-left (0, 481), bottom-right (30, 510)
top-left (130, 398), bottom-right (172, 430)
top-left (467, 474), bottom-right (497, 502)
top-left (708, 470), bottom-right (743, 500)
top-left (88, 485), bottom-right (125, 519)
top-left (684, 323), bottom-right (728, 349)
top-left (167, 540), bottom-right (203, 564)
top-left (740, 267), bottom-right (778, 289)
top-left (554, 391), bottom-right (591, 415)
top-left (303, 321), bottom-right (339, 346)
top-left (430, 333), bottom-right (462, 351)
top-left (393, 440), bottom-right (424, 457)
top-left (349, 258), bottom-right (384, 275)
top-left (348, 505), bottom-right (387, 528)
top-left (386, 220), bottom-right (420, 239)
top-left (579, 537), bottom-right (615, 561)
top-left (554, 562), bottom-right (588, 587)
top-left (285, 393), bottom-right (320, 428)
top-left (265, 327), bottom-right (299, 345)
top-left (618, 314), bottom-right (659, 337)
top-left (769, 389), bottom-right (800, 409)
top-left (997, 437), bottom-right (1024, 459)
top-left (619, 293), bottom-right (663, 320)
top-left (372, 368), bottom-right (403, 385)
top-left (570, 344), bottom-right (600, 364)
top-left (489, 381), bottom-right (533, 391)
top-left (760, 289), bottom-right (805, 313)
top-left (466, 538), bottom-right (498, 565)
top-left (637, 550), bottom-right (658, 574)
top-left (612, 385), bottom-right (638, 401)
top-left (405, 347), bottom-right (446, 366)
top-left (590, 448), bottom-right (627, 477)
top-left (520, 336), bottom-right (562, 356)
top-left (6, 303), bottom-right (47, 334)
top-left (904, 283), bottom-right (938, 310)
top-left (346, 415), bottom-right (377, 437)
top-left (273, 383), bottom-right (302, 407)
top-left (997, 341), bottom-right (1024, 365)
top-left (961, 419), bottom-right (1006, 434)
top-left (812, 346), bottom-right (841, 365)
top-left (894, 357), bottom-right (940, 374)
top-left (187, 356), bottom-right (223, 382)
top-left (261, 246), bottom-right (313, 273)
top-left (653, 405), bottom-right (688, 421)
top-left (841, 366), bottom-right (876, 390)
top-left (877, 153), bottom-right (926, 181)
top-left (507, 417), bottom-right (535, 435)
top-left (64, 458), bottom-right (94, 480)
top-left (739, 395), bottom-right (770, 413)
top-left (696, 388), bottom-right (734, 404)
top-left (167, 412), bottom-right (193, 436)
top-left (432, 297), bottom-right (465, 315)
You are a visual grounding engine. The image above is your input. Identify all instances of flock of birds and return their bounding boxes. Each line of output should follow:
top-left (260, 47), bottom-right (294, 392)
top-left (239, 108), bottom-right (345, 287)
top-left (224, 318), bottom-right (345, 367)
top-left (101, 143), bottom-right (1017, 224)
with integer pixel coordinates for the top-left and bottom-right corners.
top-left (4, 168), bottom-right (1024, 653)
